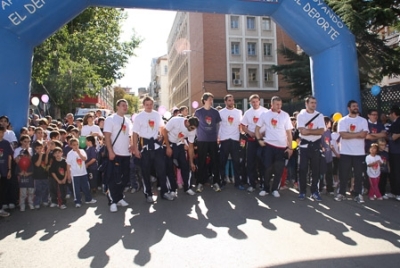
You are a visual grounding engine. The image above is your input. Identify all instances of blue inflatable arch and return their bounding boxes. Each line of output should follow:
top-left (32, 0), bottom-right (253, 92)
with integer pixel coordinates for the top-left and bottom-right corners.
top-left (0, 0), bottom-right (359, 130)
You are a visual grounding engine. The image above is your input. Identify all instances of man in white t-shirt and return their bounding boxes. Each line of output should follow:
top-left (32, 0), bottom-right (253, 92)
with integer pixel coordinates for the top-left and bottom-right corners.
top-left (219, 94), bottom-right (244, 189)
top-left (240, 94), bottom-right (268, 192)
top-left (335, 100), bottom-right (368, 203)
top-left (132, 96), bottom-right (172, 203)
top-left (255, 96), bottom-right (293, 198)
top-left (164, 116), bottom-right (199, 196)
top-left (297, 96), bottom-right (325, 201)
top-left (103, 99), bottom-right (133, 212)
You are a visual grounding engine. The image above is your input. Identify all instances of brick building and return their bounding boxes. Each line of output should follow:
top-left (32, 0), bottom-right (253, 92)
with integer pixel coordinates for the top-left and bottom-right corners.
top-left (167, 12), bottom-right (297, 114)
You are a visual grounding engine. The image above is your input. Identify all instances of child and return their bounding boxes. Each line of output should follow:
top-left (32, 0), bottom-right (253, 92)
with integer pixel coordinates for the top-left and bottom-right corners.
top-left (330, 121), bottom-right (340, 190)
top-left (320, 117), bottom-right (334, 194)
top-left (377, 138), bottom-right (392, 199)
top-left (0, 126), bottom-right (13, 217)
top-left (49, 147), bottom-right (68, 209)
top-left (47, 140), bottom-right (63, 208)
top-left (32, 140), bottom-right (50, 209)
top-left (16, 150), bottom-right (34, 211)
top-left (66, 138), bottom-right (96, 207)
top-left (365, 143), bottom-right (383, 200)
top-left (85, 135), bottom-right (98, 193)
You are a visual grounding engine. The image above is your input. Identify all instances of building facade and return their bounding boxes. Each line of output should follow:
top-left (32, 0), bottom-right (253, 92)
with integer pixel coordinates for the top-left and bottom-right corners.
top-left (167, 12), bottom-right (297, 114)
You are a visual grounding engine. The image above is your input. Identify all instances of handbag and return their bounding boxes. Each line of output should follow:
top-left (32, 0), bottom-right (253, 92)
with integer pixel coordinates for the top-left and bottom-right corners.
top-left (97, 116), bottom-right (125, 172)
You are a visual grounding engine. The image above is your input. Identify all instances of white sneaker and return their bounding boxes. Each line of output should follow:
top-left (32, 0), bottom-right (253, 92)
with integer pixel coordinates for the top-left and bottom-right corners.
top-left (386, 193), bottom-right (395, 198)
top-left (75, 203), bottom-right (81, 208)
top-left (65, 194), bottom-right (71, 199)
top-left (196, 184), bottom-right (204, 193)
top-left (130, 188), bottom-right (137, 194)
top-left (396, 195), bottom-right (400, 201)
top-left (2, 204), bottom-right (8, 210)
top-left (163, 192), bottom-right (175, 201)
top-left (34, 205), bottom-right (40, 209)
top-left (29, 205), bottom-right (34, 210)
top-left (110, 203), bottom-right (118, 212)
top-left (0, 209), bottom-right (10, 217)
top-left (20, 206), bottom-right (25, 212)
top-left (85, 199), bottom-right (97, 204)
top-left (170, 191), bottom-right (178, 198)
top-left (247, 186), bottom-right (255, 193)
top-left (60, 204), bottom-right (67, 210)
top-left (259, 190), bottom-right (268, 197)
top-left (8, 203), bottom-right (15, 209)
top-left (42, 202), bottom-right (49, 207)
top-left (186, 189), bottom-right (196, 196)
top-left (213, 183), bottom-right (221, 192)
top-left (123, 187), bottom-right (129, 193)
top-left (50, 203), bottom-right (57, 208)
top-left (117, 199), bottom-right (129, 207)
top-left (272, 190), bottom-right (280, 198)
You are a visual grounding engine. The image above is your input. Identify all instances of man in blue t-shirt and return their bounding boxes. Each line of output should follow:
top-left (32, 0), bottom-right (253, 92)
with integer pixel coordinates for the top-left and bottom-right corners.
top-left (194, 92), bottom-right (222, 193)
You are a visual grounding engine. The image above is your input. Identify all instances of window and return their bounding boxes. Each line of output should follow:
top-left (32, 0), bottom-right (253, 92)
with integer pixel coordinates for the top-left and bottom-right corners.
top-left (248, 43), bottom-right (256, 56)
top-left (247, 17), bottom-right (255, 30)
top-left (263, 43), bottom-right (272, 56)
top-left (231, 42), bottom-right (240, 55)
top-left (249, 69), bottom-right (257, 81)
top-left (231, 16), bottom-right (239, 29)
top-left (232, 68), bottom-right (241, 80)
top-left (262, 18), bottom-right (271, 31)
top-left (264, 69), bottom-right (274, 82)
top-left (164, 65), bottom-right (168, 75)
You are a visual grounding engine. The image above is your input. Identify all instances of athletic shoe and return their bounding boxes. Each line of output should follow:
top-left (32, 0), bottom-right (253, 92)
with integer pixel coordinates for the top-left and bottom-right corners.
top-left (213, 183), bottom-right (221, 192)
top-left (66, 194), bottom-right (71, 199)
top-left (298, 193), bottom-right (306, 200)
top-left (272, 190), bottom-right (280, 198)
top-left (42, 202), bottom-right (49, 207)
top-left (396, 195), bottom-right (400, 201)
top-left (385, 193), bottom-right (395, 198)
top-left (150, 176), bottom-right (157, 183)
top-left (146, 196), bottom-right (155, 203)
top-left (236, 185), bottom-right (245, 190)
top-left (369, 197), bottom-right (375, 201)
top-left (34, 205), bottom-right (40, 209)
top-left (247, 186), bottom-right (255, 193)
top-left (50, 203), bottom-right (57, 208)
top-left (60, 204), bottom-right (67, 210)
top-left (196, 184), bottom-right (204, 193)
top-left (0, 209), bottom-right (10, 217)
top-left (280, 185), bottom-right (288, 190)
top-left (123, 187), bottom-right (129, 193)
top-left (2, 204), bottom-right (8, 210)
top-left (334, 194), bottom-right (345, 201)
top-left (8, 203), bottom-right (15, 209)
top-left (75, 203), bottom-right (81, 208)
top-left (163, 192), bottom-right (175, 201)
top-left (85, 199), bottom-right (97, 204)
top-left (170, 191), bottom-right (178, 198)
top-left (29, 205), bottom-right (34, 210)
top-left (259, 190), bottom-right (268, 197)
top-left (311, 192), bottom-right (322, 202)
top-left (382, 194), bottom-right (389, 200)
top-left (130, 188), bottom-right (137, 194)
top-left (354, 194), bottom-right (365, 203)
top-left (20, 206), bottom-right (25, 212)
top-left (186, 189), bottom-right (196, 196)
top-left (377, 197), bottom-right (383, 200)
top-left (110, 203), bottom-right (118, 213)
top-left (117, 199), bottom-right (129, 207)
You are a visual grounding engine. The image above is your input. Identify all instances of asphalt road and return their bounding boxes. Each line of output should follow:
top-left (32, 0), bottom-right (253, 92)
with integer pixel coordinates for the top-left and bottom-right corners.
top-left (1, 184), bottom-right (400, 267)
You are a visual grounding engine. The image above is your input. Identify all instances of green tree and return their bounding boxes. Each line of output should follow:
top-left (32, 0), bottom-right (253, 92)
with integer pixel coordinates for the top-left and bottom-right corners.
top-left (269, 45), bottom-right (311, 99)
top-left (271, 1), bottom-right (400, 98)
top-left (123, 94), bottom-right (139, 114)
top-left (31, 7), bottom-right (142, 115)
top-left (113, 87), bottom-right (126, 110)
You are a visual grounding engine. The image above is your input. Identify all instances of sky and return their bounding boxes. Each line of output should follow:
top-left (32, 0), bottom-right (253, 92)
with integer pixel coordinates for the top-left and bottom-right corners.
top-left (115, 9), bottom-right (177, 94)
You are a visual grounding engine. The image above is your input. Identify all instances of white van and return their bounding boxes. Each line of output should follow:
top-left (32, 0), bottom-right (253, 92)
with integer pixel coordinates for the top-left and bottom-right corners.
top-left (74, 108), bottom-right (112, 119)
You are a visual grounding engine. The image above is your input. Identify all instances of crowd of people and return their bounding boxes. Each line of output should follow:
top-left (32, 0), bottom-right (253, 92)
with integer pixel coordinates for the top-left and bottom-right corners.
top-left (0, 93), bottom-right (399, 216)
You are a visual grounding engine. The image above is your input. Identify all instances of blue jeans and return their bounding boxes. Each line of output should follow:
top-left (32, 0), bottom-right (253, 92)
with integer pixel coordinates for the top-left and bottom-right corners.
top-left (72, 174), bottom-right (92, 204)
top-left (34, 179), bottom-right (49, 206)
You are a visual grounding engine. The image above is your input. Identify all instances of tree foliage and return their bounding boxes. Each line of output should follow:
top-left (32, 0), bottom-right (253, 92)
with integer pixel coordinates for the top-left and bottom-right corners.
top-left (31, 7), bottom-right (142, 115)
top-left (269, 45), bottom-right (311, 99)
top-left (271, 0), bottom-right (400, 98)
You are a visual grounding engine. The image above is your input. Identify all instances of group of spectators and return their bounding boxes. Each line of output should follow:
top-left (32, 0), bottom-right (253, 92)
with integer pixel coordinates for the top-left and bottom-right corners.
top-left (0, 93), bottom-right (399, 217)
